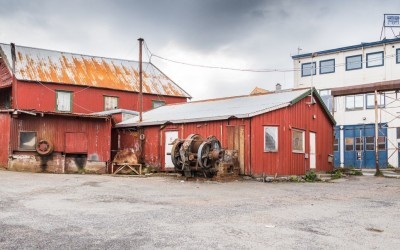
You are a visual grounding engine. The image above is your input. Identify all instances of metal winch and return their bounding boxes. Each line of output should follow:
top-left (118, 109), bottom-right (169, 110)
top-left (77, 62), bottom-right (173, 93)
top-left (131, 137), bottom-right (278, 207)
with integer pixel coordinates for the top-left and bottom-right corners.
top-left (170, 134), bottom-right (224, 177)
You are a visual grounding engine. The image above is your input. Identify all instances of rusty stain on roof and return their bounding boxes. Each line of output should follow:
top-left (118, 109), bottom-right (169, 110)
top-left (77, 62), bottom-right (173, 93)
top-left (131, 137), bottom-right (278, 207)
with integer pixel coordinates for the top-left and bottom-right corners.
top-left (0, 43), bottom-right (191, 98)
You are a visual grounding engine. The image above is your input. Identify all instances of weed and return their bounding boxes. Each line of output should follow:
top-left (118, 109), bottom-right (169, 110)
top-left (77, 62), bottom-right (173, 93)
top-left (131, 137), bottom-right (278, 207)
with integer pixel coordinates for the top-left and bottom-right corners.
top-left (304, 171), bottom-right (318, 182)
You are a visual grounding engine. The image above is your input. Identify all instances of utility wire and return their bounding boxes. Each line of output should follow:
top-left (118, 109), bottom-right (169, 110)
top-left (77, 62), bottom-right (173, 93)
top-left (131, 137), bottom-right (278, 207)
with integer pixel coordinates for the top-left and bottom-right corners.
top-left (144, 42), bottom-right (398, 73)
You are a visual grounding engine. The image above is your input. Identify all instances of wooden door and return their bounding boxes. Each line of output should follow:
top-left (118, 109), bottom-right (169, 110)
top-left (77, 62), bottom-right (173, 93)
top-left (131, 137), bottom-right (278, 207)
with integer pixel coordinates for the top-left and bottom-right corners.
top-left (310, 132), bottom-right (316, 169)
top-left (227, 126), bottom-right (245, 174)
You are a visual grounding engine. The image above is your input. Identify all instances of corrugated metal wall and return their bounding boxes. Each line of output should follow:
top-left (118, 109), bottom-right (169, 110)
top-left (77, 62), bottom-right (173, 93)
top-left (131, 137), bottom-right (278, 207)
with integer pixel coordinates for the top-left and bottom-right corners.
top-left (0, 113), bottom-right (10, 167)
top-left (119, 93), bottom-right (334, 175)
top-left (251, 95), bottom-right (333, 175)
top-left (9, 114), bottom-right (112, 162)
top-left (15, 81), bottom-right (187, 114)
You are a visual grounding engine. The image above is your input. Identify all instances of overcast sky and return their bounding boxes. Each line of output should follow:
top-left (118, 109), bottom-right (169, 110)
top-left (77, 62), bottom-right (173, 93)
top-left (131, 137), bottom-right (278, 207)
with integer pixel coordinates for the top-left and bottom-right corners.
top-left (0, 0), bottom-right (399, 100)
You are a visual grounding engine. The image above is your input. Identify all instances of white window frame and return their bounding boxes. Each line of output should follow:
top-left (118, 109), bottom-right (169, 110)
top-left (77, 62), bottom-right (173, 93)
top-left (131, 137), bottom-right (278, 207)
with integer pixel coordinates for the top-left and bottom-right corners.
top-left (345, 95), bottom-right (364, 111)
top-left (366, 93), bottom-right (385, 109)
top-left (292, 129), bottom-right (305, 153)
top-left (56, 90), bottom-right (72, 112)
top-left (264, 126), bottom-right (278, 152)
top-left (104, 96), bottom-right (119, 111)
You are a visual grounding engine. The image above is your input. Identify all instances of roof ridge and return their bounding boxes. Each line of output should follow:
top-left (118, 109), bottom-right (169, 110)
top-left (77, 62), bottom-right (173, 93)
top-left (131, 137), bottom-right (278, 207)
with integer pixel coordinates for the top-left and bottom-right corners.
top-left (1, 42), bottom-right (150, 64)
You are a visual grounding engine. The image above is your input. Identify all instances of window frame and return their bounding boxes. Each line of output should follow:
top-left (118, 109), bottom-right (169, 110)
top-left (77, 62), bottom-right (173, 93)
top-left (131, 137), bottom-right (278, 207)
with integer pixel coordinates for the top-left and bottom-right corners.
top-left (319, 59), bottom-right (335, 74)
top-left (345, 137), bottom-right (354, 151)
top-left (366, 93), bottom-right (385, 109)
top-left (18, 131), bottom-right (37, 151)
top-left (397, 48), bottom-right (400, 64)
top-left (378, 136), bottom-right (386, 151)
top-left (264, 126), bottom-right (278, 152)
top-left (345, 95), bottom-right (364, 111)
top-left (333, 138), bottom-right (339, 152)
top-left (366, 51), bottom-right (384, 68)
top-left (355, 137), bottom-right (364, 151)
top-left (345, 54), bottom-right (363, 71)
top-left (103, 95), bottom-right (119, 111)
top-left (292, 129), bottom-right (305, 153)
top-left (55, 90), bottom-right (73, 112)
top-left (152, 100), bottom-right (166, 109)
top-left (301, 62), bottom-right (316, 77)
top-left (365, 136), bottom-right (375, 151)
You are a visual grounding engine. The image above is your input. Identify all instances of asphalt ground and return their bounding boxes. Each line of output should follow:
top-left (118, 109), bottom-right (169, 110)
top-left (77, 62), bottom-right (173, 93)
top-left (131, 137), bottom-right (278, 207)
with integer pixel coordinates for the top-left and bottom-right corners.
top-left (0, 170), bottom-right (399, 249)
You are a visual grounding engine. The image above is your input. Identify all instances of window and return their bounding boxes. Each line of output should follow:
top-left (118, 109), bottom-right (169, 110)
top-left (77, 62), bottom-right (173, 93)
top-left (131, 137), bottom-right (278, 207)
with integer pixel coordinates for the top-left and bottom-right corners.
top-left (292, 129), bottom-right (305, 153)
top-left (264, 126), bottom-right (278, 152)
top-left (345, 137), bottom-right (354, 151)
top-left (56, 90), bottom-right (72, 112)
top-left (345, 95), bottom-right (364, 110)
top-left (355, 137), bottom-right (364, 151)
top-left (378, 136), bottom-right (386, 151)
top-left (397, 127), bottom-right (400, 140)
top-left (346, 55), bottom-right (362, 70)
top-left (319, 59), bottom-right (335, 74)
top-left (365, 136), bottom-right (375, 151)
top-left (19, 131), bottom-right (37, 150)
top-left (334, 138), bottom-right (339, 152)
top-left (301, 62), bottom-right (316, 77)
top-left (122, 113), bottom-right (136, 122)
top-left (397, 49), bottom-right (400, 64)
top-left (366, 51), bottom-right (384, 68)
top-left (319, 89), bottom-right (335, 112)
top-left (152, 100), bottom-right (166, 109)
top-left (366, 93), bottom-right (385, 109)
top-left (104, 96), bottom-right (119, 111)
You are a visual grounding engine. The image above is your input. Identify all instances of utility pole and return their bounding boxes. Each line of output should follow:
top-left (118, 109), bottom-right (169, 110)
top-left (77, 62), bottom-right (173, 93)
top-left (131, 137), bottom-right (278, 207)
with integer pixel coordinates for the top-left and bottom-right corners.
top-left (374, 90), bottom-right (382, 176)
top-left (138, 38), bottom-right (144, 122)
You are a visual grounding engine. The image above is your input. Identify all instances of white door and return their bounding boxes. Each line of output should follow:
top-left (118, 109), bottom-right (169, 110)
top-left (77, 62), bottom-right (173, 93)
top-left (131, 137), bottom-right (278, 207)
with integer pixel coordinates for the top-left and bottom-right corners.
top-left (310, 132), bottom-right (316, 169)
top-left (165, 131), bottom-right (179, 169)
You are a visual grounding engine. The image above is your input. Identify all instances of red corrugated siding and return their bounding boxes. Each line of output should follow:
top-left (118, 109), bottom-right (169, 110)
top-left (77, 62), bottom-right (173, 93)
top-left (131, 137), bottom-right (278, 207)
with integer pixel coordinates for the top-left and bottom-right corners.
top-left (0, 113), bottom-right (10, 166)
top-left (250, 95), bottom-right (333, 175)
top-left (0, 58), bottom-right (12, 87)
top-left (14, 81), bottom-right (187, 113)
top-left (10, 114), bottom-right (112, 161)
top-left (119, 93), bottom-right (333, 175)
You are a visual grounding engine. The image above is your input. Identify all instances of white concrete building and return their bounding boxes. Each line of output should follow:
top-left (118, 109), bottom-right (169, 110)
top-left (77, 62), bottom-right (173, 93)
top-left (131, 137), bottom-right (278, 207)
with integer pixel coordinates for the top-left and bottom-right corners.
top-left (292, 37), bottom-right (400, 168)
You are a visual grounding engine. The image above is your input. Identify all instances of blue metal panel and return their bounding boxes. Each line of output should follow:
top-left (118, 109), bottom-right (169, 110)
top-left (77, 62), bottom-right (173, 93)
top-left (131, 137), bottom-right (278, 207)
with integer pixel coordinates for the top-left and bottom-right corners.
top-left (341, 124), bottom-right (387, 169)
top-left (333, 127), bottom-right (340, 167)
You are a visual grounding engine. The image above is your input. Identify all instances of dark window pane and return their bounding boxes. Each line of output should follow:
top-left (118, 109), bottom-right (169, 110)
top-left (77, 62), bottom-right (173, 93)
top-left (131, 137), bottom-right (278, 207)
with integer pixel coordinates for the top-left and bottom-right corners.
top-left (345, 138), bottom-right (354, 151)
top-left (19, 132), bottom-right (37, 150)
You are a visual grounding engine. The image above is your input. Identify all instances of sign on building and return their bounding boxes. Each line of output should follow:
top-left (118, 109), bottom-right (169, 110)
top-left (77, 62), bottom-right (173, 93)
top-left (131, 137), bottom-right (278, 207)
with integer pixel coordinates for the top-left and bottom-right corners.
top-left (384, 14), bottom-right (400, 27)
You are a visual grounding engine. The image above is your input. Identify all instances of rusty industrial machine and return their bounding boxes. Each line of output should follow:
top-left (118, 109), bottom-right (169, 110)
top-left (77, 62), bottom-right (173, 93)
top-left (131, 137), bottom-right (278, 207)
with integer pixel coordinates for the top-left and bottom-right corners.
top-left (170, 134), bottom-right (238, 178)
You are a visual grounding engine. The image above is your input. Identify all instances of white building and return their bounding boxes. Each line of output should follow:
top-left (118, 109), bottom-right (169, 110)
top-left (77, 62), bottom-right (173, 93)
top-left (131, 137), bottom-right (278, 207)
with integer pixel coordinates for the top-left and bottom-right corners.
top-left (292, 37), bottom-right (400, 168)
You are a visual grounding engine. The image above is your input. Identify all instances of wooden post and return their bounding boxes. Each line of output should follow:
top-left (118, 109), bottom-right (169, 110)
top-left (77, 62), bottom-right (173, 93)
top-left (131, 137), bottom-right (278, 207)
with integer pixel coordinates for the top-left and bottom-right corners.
top-left (138, 38), bottom-right (144, 122)
top-left (374, 90), bottom-right (381, 176)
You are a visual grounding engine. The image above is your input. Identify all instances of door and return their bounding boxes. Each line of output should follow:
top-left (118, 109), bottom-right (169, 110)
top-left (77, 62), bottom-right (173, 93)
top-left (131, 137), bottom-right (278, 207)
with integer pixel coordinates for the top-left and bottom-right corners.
top-left (310, 132), bottom-right (316, 169)
top-left (227, 126), bottom-right (245, 175)
top-left (165, 131), bottom-right (178, 169)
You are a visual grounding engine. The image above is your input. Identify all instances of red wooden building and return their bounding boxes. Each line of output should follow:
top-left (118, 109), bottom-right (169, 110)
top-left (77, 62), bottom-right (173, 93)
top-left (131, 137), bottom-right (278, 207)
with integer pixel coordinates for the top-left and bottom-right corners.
top-left (117, 88), bottom-right (336, 176)
top-left (0, 42), bottom-right (190, 173)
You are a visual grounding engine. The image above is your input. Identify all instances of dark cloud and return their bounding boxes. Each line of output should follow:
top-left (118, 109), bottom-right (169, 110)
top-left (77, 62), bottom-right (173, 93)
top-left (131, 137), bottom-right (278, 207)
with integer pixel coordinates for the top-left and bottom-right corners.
top-left (0, 0), bottom-right (399, 99)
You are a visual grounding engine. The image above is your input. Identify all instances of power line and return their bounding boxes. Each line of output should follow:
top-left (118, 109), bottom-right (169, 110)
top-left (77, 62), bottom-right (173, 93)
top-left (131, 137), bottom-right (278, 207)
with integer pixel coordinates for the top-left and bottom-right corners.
top-left (144, 42), bottom-right (398, 73)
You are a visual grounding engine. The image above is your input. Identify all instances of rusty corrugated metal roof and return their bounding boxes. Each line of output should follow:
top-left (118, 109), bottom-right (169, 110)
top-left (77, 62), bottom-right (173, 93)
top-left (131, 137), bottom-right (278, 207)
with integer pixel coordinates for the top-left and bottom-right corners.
top-left (0, 43), bottom-right (190, 98)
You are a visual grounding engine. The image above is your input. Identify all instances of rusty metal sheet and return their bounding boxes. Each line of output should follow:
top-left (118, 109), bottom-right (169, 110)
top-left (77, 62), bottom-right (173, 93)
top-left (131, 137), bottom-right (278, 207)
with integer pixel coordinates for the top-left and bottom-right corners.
top-left (0, 43), bottom-right (190, 98)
